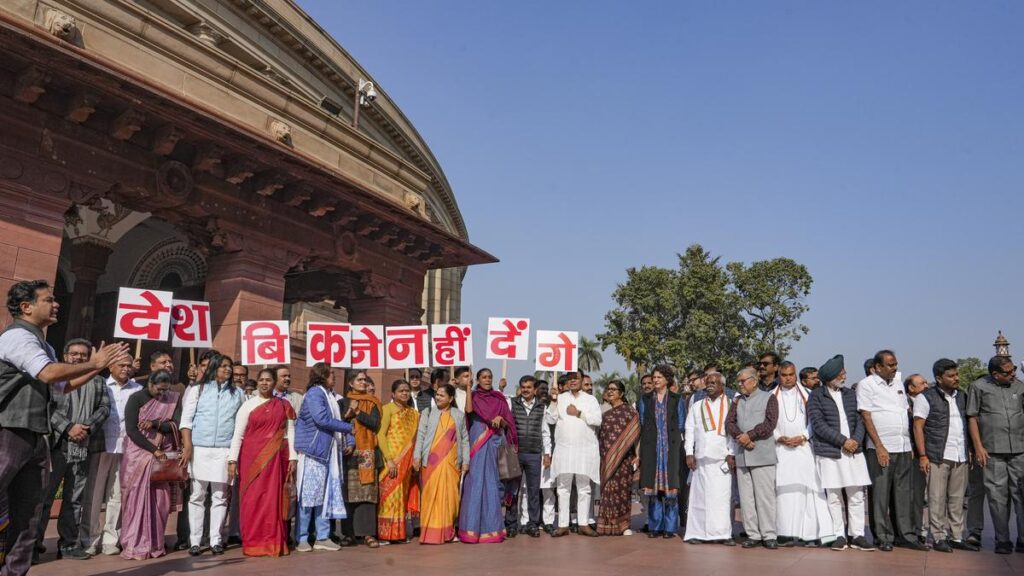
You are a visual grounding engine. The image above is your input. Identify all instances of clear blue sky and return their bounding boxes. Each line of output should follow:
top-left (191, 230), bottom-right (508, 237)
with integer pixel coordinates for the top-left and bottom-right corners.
top-left (298, 1), bottom-right (1024, 383)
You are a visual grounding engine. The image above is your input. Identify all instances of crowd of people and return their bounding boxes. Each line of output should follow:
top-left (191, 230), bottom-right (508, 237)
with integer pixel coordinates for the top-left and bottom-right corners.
top-left (2, 280), bottom-right (1024, 576)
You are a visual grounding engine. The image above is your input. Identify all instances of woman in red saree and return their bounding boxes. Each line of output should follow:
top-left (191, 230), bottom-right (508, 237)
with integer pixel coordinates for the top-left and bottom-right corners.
top-left (228, 368), bottom-right (297, 557)
top-left (597, 380), bottom-right (640, 536)
top-left (377, 379), bottom-right (420, 542)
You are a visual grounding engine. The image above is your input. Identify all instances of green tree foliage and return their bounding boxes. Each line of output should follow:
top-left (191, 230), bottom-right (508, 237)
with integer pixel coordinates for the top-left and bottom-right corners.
top-left (578, 336), bottom-right (604, 373)
top-left (599, 244), bottom-right (813, 377)
top-left (955, 357), bottom-right (986, 390)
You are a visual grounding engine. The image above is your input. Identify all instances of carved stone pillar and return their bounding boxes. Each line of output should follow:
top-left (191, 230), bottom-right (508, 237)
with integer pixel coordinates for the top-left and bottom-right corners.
top-left (65, 238), bottom-right (113, 340)
top-left (200, 226), bottom-right (294, 360)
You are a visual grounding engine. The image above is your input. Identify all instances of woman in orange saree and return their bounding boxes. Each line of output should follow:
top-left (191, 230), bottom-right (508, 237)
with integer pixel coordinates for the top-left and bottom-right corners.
top-left (413, 385), bottom-right (469, 544)
top-left (377, 380), bottom-right (420, 542)
top-left (228, 368), bottom-right (297, 557)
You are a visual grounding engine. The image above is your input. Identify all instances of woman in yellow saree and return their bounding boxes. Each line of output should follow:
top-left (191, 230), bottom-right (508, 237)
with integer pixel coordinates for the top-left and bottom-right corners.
top-left (413, 385), bottom-right (469, 544)
top-left (377, 380), bottom-right (420, 542)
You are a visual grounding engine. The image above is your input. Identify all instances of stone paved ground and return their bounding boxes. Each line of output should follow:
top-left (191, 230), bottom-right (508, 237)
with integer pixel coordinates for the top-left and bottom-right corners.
top-left (30, 510), bottom-right (1024, 576)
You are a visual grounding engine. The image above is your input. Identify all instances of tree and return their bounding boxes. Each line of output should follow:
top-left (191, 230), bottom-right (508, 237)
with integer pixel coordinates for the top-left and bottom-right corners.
top-left (955, 357), bottom-right (986, 391)
top-left (600, 244), bottom-right (814, 378)
top-left (728, 258), bottom-right (813, 357)
top-left (599, 265), bottom-right (680, 372)
top-left (578, 336), bottom-right (604, 373)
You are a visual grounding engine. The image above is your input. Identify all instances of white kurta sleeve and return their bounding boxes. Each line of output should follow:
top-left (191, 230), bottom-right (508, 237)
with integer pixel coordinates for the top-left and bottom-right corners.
top-left (544, 399), bottom-right (559, 426)
top-left (580, 395), bottom-right (602, 427)
top-left (229, 398), bottom-right (256, 462)
top-left (684, 403), bottom-right (696, 456)
top-left (542, 419), bottom-right (552, 456)
top-left (286, 414), bottom-right (298, 460)
top-left (179, 385), bottom-right (200, 430)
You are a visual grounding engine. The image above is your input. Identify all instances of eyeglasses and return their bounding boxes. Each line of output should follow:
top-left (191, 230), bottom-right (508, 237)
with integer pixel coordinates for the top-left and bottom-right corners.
top-left (758, 361), bottom-right (773, 367)
top-left (737, 376), bottom-right (754, 384)
top-left (997, 366), bottom-right (1017, 376)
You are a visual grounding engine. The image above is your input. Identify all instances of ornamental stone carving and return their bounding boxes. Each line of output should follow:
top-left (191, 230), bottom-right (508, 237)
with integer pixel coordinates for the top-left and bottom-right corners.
top-left (153, 161), bottom-right (194, 207)
top-left (44, 9), bottom-right (77, 42)
top-left (269, 119), bottom-right (292, 144)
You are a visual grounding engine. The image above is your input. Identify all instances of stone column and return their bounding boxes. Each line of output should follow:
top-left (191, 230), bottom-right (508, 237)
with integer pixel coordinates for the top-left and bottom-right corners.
top-left (65, 238), bottom-right (113, 340)
top-left (0, 185), bottom-right (70, 326)
top-left (347, 270), bottom-right (425, 402)
top-left (204, 248), bottom-right (291, 362)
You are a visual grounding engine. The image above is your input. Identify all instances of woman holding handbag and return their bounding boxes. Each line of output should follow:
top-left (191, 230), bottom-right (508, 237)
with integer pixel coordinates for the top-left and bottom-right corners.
top-left (458, 368), bottom-right (519, 544)
top-left (119, 369), bottom-right (183, 560)
top-left (228, 368), bottom-right (297, 556)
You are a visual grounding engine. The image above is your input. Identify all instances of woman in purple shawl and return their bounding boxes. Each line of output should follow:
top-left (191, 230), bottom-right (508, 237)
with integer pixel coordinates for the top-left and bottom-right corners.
top-left (457, 368), bottom-right (519, 543)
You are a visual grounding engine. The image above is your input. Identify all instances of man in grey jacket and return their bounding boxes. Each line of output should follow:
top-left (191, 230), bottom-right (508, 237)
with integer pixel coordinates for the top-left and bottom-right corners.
top-left (36, 339), bottom-right (110, 561)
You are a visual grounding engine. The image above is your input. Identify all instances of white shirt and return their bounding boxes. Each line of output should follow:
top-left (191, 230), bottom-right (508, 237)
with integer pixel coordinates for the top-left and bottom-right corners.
top-left (685, 395), bottom-right (735, 460)
top-left (103, 377), bottom-right (142, 453)
top-left (0, 328), bottom-right (64, 391)
top-left (229, 396), bottom-right (298, 462)
top-left (545, 391), bottom-right (602, 480)
top-left (856, 373), bottom-right (912, 452)
top-left (912, 390), bottom-right (967, 463)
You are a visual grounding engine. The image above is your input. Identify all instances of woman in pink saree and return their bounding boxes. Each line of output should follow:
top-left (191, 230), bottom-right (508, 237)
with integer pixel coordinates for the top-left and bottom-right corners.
top-left (119, 369), bottom-right (182, 560)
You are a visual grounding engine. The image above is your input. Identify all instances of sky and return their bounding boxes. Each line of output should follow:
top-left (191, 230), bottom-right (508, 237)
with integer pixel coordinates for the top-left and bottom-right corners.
top-left (297, 1), bottom-right (1024, 383)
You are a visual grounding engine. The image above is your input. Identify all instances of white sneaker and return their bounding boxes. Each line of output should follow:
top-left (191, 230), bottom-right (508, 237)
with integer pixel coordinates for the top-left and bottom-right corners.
top-left (295, 542), bottom-right (312, 552)
top-left (623, 529), bottom-right (634, 536)
top-left (313, 539), bottom-right (341, 551)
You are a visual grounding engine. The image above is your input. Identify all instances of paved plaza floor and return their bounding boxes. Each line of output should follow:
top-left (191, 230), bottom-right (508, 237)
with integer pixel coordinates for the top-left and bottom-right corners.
top-left (30, 509), bottom-right (1024, 576)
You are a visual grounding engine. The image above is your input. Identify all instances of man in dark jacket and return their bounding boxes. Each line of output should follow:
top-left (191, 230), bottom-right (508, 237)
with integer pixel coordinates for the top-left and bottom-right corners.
top-left (36, 339), bottom-right (110, 561)
top-left (0, 280), bottom-right (128, 576)
top-left (807, 355), bottom-right (874, 551)
top-left (912, 359), bottom-right (976, 552)
top-left (507, 376), bottom-right (546, 537)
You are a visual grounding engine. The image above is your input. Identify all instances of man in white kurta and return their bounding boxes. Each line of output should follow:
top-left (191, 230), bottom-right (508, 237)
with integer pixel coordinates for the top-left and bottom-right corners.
top-left (773, 363), bottom-right (835, 546)
top-left (683, 372), bottom-right (736, 543)
top-left (545, 372), bottom-right (602, 537)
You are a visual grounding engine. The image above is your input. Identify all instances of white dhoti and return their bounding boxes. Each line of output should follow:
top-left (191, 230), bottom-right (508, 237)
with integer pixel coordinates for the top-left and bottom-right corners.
top-left (684, 458), bottom-right (734, 541)
top-left (774, 385), bottom-right (836, 542)
top-left (776, 446), bottom-right (836, 542)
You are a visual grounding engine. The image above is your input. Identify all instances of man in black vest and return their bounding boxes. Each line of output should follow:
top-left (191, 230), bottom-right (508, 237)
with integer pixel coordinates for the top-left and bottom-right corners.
top-left (506, 376), bottom-right (545, 537)
top-left (912, 359), bottom-right (976, 552)
top-left (0, 280), bottom-right (128, 576)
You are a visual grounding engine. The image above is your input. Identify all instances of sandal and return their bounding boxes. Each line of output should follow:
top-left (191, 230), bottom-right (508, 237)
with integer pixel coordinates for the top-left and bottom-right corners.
top-left (364, 536), bottom-right (380, 549)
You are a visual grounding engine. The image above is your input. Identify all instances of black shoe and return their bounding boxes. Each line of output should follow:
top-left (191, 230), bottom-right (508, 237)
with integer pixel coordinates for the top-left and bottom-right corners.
top-left (778, 538), bottom-right (796, 548)
top-left (57, 546), bottom-right (91, 560)
top-left (226, 536), bottom-right (242, 546)
top-left (173, 541), bottom-right (190, 551)
top-left (851, 536), bottom-right (875, 551)
top-left (641, 524), bottom-right (649, 533)
top-left (950, 540), bottom-right (979, 552)
top-left (741, 539), bottom-right (761, 549)
top-left (995, 541), bottom-right (1013, 554)
top-left (528, 527), bottom-right (540, 538)
top-left (338, 535), bottom-right (356, 547)
top-left (879, 542), bottom-right (894, 552)
top-left (569, 523), bottom-right (578, 534)
top-left (211, 544), bottom-right (225, 555)
top-left (35, 543), bottom-right (46, 554)
top-left (831, 537), bottom-right (848, 551)
top-left (589, 522), bottom-right (598, 531)
top-left (803, 540), bottom-right (820, 548)
top-left (902, 539), bottom-right (928, 551)
top-left (965, 534), bottom-right (982, 547)
top-left (721, 539), bottom-right (737, 547)
top-left (543, 524), bottom-right (554, 534)
top-left (648, 531), bottom-right (660, 539)
top-left (763, 539), bottom-right (778, 550)
top-left (188, 546), bottom-right (203, 557)
top-left (1016, 540), bottom-right (1024, 553)
top-left (662, 532), bottom-right (674, 539)
top-left (932, 540), bottom-right (953, 553)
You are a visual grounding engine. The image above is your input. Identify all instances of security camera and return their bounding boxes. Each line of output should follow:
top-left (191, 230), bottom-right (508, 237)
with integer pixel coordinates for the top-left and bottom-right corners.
top-left (357, 79), bottom-right (377, 107)
top-left (364, 86), bottom-right (377, 102)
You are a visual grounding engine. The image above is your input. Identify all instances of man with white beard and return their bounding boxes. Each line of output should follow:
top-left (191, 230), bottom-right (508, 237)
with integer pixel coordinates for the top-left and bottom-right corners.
top-left (682, 372), bottom-right (736, 545)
